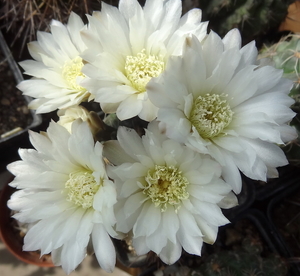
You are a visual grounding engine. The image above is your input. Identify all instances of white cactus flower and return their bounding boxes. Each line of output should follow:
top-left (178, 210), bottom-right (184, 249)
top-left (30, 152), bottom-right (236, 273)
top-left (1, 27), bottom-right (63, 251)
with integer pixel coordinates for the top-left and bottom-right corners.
top-left (17, 12), bottom-right (93, 113)
top-left (147, 30), bottom-right (297, 193)
top-left (7, 121), bottom-right (118, 273)
top-left (80, 0), bottom-right (208, 121)
top-left (103, 122), bottom-right (237, 264)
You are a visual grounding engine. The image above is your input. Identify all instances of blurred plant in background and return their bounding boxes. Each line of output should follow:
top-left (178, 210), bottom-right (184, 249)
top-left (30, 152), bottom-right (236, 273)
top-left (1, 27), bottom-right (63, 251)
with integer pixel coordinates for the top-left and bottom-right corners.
top-left (196, 0), bottom-right (294, 45)
top-left (259, 33), bottom-right (300, 166)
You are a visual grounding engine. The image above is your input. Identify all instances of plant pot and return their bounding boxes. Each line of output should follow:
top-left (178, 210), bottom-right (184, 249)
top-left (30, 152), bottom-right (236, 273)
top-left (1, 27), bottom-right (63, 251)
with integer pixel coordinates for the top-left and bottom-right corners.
top-left (0, 180), bottom-right (54, 267)
top-left (0, 30), bottom-right (42, 151)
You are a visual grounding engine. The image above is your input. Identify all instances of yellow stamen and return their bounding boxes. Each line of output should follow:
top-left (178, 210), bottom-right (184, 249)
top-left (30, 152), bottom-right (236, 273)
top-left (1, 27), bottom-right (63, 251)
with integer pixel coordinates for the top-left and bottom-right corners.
top-left (125, 49), bottom-right (164, 93)
top-left (62, 56), bottom-right (86, 91)
top-left (65, 170), bottom-right (100, 209)
top-left (144, 165), bottom-right (189, 212)
top-left (190, 93), bottom-right (233, 138)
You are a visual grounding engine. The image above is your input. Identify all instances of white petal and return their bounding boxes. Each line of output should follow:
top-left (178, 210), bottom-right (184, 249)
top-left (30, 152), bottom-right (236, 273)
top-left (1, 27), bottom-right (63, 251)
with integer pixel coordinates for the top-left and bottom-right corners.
top-left (238, 40), bottom-right (258, 68)
top-left (194, 216), bottom-right (218, 244)
top-left (116, 95), bottom-right (143, 121)
top-left (68, 122), bottom-right (97, 169)
top-left (179, 8), bottom-right (202, 26)
top-left (60, 238), bottom-right (86, 274)
top-left (132, 236), bottom-right (150, 255)
top-left (117, 127), bottom-right (147, 158)
top-left (178, 207), bottom-right (202, 237)
top-left (184, 170), bottom-right (214, 185)
top-left (23, 208), bottom-right (77, 252)
top-left (202, 31), bottom-right (224, 76)
top-left (133, 201), bottom-right (153, 237)
top-left (103, 140), bottom-right (136, 165)
top-left (222, 28), bottom-right (241, 50)
top-left (189, 185), bottom-right (224, 204)
top-left (124, 192), bottom-right (146, 217)
top-left (51, 247), bottom-right (62, 266)
top-left (93, 179), bottom-right (117, 211)
top-left (191, 201), bottom-right (229, 226)
top-left (138, 98), bottom-right (158, 122)
top-left (145, 205), bottom-right (162, 236)
top-left (177, 227), bottom-right (203, 255)
top-left (67, 12), bottom-right (86, 52)
top-left (113, 163), bottom-right (148, 180)
top-left (119, 0), bottom-right (142, 21)
top-left (182, 39), bottom-right (206, 95)
top-left (120, 178), bottom-right (143, 197)
top-left (50, 24), bottom-right (78, 58)
top-left (159, 240), bottom-right (182, 265)
top-left (218, 191), bottom-right (238, 209)
top-left (92, 223), bottom-right (116, 272)
top-left (162, 206), bottom-right (180, 244)
top-left (211, 148), bottom-right (242, 194)
top-left (246, 138), bottom-right (288, 169)
top-left (145, 226), bottom-right (167, 254)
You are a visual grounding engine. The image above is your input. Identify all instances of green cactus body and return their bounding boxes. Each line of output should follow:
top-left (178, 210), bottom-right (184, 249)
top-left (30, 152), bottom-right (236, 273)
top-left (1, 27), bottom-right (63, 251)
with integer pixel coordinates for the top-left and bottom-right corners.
top-left (197, 0), bottom-right (293, 44)
top-left (259, 34), bottom-right (300, 166)
top-left (263, 35), bottom-right (300, 74)
top-left (260, 34), bottom-right (300, 105)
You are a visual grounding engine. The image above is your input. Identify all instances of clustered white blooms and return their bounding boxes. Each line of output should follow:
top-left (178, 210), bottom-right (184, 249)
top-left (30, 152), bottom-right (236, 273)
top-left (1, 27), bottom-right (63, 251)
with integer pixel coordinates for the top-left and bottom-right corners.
top-left (7, 0), bottom-right (297, 274)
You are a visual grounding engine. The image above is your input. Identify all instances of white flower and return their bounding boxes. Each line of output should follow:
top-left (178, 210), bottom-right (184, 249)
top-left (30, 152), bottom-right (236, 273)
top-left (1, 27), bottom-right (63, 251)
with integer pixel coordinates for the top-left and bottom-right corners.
top-left (80, 0), bottom-right (208, 121)
top-left (103, 122), bottom-right (237, 264)
top-left (7, 121), bottom-right (118, 273)
top-left (147, 30), bottom-right (297, 193)
top-left (17, 12), bottom-right (93, 114)
top-left (57, 106), bottom-right (90, 133)
top-left (57, 106), bottom-right (105, 138)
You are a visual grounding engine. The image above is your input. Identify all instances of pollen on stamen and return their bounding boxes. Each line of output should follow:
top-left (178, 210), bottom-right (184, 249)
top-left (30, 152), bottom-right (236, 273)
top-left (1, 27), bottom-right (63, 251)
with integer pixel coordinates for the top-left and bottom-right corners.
top-left (144, 165), bottom-right (189, 212)
top-left (62, 56), bottom-right (86, 91)
top-left (190, 93), bottom-right (233, 139)
top-left (65, 170), bottom-right (100, 209)
top-left (125, 49), bottom-right (165, 93)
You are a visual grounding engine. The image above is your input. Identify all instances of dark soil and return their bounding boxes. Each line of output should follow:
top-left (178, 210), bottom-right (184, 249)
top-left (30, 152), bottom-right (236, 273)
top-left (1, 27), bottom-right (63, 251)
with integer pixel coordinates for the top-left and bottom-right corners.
top-left (0, 51), bottom-right (32, 139)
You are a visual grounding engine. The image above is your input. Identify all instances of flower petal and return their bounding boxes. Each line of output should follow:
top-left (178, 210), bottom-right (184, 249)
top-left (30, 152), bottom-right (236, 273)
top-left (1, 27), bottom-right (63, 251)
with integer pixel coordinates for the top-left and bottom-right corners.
top-left (92, 223), bottom-right (116, 272)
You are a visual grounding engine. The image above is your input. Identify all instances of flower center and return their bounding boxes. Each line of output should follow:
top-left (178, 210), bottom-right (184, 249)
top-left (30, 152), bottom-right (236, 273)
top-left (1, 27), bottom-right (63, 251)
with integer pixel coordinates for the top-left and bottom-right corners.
top-left (62, 56), bottom-right (86, 91)
top-left (125, 49), bottom-right (164, 93)
top-left (144, 165), bottom-right (189, 212)
top-left (65, 170), bottom-right (100, 209)
top-left (190, 93), bottom-right (233, 139)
